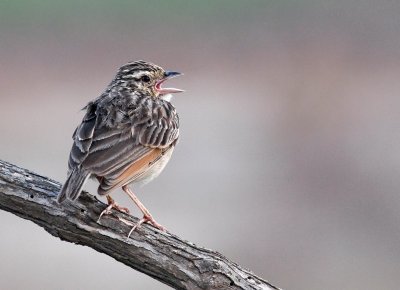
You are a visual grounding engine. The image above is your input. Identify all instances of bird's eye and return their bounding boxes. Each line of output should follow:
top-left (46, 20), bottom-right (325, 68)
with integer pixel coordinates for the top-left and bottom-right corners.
top-left (141, 75), bottom-right (151, 83)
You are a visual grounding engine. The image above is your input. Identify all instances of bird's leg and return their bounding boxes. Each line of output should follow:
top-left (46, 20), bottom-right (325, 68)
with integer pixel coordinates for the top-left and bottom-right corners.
top-left (98, 195), bottom-right (130, 222)
top-left (122, 185), bottom-right (166, 234)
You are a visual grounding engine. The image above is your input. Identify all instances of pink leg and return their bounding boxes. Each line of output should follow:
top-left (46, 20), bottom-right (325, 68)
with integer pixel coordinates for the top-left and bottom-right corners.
top-left (98, 195), bottom-right (130, 222)
top-left (122, 185), bottom-right (166, 234)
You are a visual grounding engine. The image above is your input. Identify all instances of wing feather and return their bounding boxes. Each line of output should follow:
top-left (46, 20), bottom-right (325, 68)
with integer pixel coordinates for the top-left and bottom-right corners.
top-left (67, 95), bottom-right (179, 196)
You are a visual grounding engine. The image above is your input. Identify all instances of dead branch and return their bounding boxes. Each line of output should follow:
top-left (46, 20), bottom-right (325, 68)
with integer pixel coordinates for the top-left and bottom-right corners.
top-left (0, 160), bottom-right (280, 290)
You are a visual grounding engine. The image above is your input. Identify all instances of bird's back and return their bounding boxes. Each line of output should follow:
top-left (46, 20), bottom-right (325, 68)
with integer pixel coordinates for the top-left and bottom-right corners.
top-left (61, 89), bottom-right (179, 201)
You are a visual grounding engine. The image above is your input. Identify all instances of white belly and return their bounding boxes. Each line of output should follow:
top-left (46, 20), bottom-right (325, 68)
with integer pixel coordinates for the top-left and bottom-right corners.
top-left (132, 147), bottom-right (174, 186)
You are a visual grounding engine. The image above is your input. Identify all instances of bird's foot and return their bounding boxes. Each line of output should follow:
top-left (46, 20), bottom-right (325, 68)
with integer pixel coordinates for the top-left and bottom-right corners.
top-left (127, 214), bottom-right (166, 238)
top-left (98, 195), bottom-right (130, 222)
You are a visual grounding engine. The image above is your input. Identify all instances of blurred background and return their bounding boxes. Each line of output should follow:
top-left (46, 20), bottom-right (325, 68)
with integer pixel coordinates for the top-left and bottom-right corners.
top-left (1, 1), bottom-right (400, 289)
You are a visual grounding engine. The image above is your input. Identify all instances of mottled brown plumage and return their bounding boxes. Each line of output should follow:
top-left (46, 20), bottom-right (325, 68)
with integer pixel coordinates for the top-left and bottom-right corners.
top-left (58, 60), bottom-right (183, 232)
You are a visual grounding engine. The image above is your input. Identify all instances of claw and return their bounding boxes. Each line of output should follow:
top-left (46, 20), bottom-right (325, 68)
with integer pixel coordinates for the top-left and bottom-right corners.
top-left (98, 203), bottom-right (113, 222)
top-left (127, 214), bottom-right (166, 238)
top-left (97, 195), bottom-right (130, 222)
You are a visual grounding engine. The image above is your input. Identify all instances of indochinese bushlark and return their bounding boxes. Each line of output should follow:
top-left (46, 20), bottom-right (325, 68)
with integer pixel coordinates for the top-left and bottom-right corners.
top-left (58, 60), bottom-right (183, 234)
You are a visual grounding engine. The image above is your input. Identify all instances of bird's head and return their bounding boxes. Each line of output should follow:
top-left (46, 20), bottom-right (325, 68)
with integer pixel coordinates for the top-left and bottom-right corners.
top-left (114, 60), bottom-right (183, 100)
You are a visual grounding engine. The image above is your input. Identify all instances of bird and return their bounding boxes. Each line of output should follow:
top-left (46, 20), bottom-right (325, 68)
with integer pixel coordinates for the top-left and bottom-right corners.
top-left (57, 60), bottom-right (183, 234)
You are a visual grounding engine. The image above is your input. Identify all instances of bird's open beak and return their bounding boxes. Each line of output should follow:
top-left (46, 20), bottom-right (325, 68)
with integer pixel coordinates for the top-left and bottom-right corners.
top-left (155, 71), bottom-right (184, 95)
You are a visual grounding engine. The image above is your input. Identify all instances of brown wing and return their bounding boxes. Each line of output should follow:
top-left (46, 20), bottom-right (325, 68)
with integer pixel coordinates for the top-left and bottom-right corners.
top-left (68, 97), bottom-right (179, 196)
top-left (68, 102), bottom-right (97, 171)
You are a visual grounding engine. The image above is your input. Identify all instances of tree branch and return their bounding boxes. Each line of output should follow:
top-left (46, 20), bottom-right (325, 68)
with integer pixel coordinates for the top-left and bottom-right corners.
top-left (0, 160), bottom-right (280, 290)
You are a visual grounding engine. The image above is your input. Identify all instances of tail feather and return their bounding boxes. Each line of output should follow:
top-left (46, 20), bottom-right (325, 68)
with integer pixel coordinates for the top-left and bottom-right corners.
top-left (57, 168), bottom-right (90, 203)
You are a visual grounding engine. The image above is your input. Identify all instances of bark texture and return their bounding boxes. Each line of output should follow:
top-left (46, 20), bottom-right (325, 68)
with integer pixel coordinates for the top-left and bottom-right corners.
top-left (0, 160), bottom-right (281, 290)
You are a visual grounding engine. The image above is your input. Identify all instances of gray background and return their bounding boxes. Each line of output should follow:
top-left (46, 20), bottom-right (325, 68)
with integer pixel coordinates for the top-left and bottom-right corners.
top-left (1, 1), bottom-right (400, 289)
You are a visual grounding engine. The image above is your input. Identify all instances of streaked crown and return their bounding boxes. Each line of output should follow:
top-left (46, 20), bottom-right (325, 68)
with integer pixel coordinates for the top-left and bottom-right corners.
top-left (109, 60), bottom-right (183, 98)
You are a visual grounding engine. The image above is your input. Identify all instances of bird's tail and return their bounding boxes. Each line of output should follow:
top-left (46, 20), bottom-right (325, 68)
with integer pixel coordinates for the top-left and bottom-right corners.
top-left (57, 168), bottom-right (90, 203)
